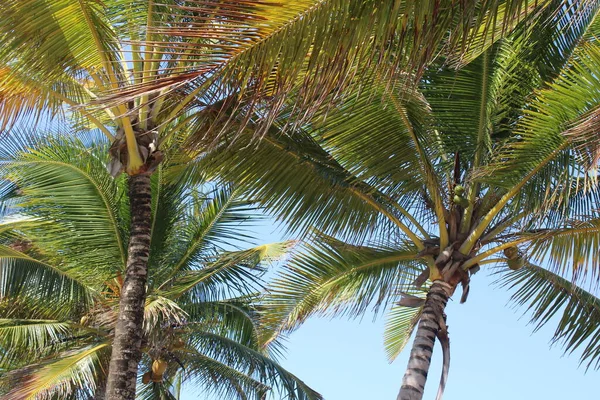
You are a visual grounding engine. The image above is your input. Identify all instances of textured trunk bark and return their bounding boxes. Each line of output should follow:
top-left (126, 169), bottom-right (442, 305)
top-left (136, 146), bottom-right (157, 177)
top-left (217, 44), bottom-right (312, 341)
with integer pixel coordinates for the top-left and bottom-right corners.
top-left (397, 280), bottom-right (453, 400)
top-left (105, 174), bottom-right (152, 399)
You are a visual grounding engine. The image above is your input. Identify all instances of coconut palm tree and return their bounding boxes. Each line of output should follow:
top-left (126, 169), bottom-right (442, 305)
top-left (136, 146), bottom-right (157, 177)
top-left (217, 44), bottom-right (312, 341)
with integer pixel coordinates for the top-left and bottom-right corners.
top-left (0, 1), bottom-right (558, 396)
top-left (188, 3), bottom-right (600, 399)
top-left (0, 132), bottom-right (320, 400)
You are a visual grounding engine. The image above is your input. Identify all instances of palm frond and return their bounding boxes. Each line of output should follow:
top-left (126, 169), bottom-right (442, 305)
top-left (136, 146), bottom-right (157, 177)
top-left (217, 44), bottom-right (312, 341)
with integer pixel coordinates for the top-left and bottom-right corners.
top-left (184, 297), bottom-right (263, 350)
top-left (384, 293), bottom-right (427, 362)
top-left (523, 218), bottom-right (600, 284)
top-left (163, 242), bottom-right (292, 302)
top-left (156, 185), bottom-right (257, 283)
top-left (0, 132), bottom-right (128, 277)
top-left (3, 343), bottom-right (109, 400)
top-left (187, 331), bottom-right (322, 400)
top-left (0, 0), bottom-right (119, 77)
top-left (176, 351), bottom-right (271, 400)
top-left (495, 262), bottom-right (600, 369)
top-left (196, 120), bottom-right (423, 242)
top-left (264, 237), bottom-right (423, 340)
top-left (0, 244), bottom-right (93, 317)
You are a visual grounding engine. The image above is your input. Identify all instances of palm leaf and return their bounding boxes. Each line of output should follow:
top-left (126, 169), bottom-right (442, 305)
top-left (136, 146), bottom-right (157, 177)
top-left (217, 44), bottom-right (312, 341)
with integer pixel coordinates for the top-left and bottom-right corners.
top-left (0, 133), bottom-right (128, 276)
top-left (495, 262), bottom-right (600, 369)
top-left (0, 244), bottom-right (92, 316)
top-left (4, 343), bottom-right (109, 400)
top-left (186, 331), bottom-right (322, 400)
top-left (384, 291), bottom-right (427, 362)
top-left (524, 218), bottom-right (600, 283)
top-left (163, 242), bottom-right (292, 302)
top-left (264, 238), bottom-right (423, 340)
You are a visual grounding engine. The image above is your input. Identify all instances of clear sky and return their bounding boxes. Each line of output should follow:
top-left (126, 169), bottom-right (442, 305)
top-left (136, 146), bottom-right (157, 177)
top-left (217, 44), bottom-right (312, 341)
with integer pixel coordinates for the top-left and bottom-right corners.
top-left (181, 222), bottom-right (600, 400)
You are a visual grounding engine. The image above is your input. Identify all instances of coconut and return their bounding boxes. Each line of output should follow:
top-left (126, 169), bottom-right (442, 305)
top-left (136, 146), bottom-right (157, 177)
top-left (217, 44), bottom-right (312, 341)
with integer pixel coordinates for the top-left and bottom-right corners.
top-left (503, 246), bottom-right (519, 260)
top-left (172, 337), bottom-right (185, 350)
top-left (151, 359), bottom-right (168, 382)
top-left (142, 371), bottom-right (152, 384)
top-left (454, 185), bottom-right (465, 195)
top-left (507, 258), bottom-right (524, 271)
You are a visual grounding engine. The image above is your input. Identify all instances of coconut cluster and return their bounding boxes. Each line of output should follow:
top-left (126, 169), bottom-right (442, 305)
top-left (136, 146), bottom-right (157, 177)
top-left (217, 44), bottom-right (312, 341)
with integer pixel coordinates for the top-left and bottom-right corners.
top-left (452, 185), bottom-right (469, 208)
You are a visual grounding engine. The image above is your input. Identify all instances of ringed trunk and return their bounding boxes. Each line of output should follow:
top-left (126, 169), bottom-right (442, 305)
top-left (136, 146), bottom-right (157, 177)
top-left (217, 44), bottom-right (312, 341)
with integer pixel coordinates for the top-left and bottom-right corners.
top-left (105, 174), bottom-right (153, 399)
top-left (397, 280), bottom-right (453, 400)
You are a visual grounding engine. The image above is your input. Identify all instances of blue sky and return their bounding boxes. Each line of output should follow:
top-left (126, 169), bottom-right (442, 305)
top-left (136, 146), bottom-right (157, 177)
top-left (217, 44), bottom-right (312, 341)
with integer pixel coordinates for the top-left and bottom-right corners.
top-left (181, 223), bottom-right (600, 400)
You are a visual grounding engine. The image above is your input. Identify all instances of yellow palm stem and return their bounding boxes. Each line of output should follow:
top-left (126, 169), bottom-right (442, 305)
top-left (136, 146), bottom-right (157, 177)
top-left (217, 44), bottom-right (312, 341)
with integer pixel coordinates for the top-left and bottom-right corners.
top-left (462, 237), bottom-right (531, 269)
top-left (459, 142), bottom-right (569, 255)
top-left (388, 93), bottom-right (449, 248)
top-left (52, 91), bottom-right (114, 141)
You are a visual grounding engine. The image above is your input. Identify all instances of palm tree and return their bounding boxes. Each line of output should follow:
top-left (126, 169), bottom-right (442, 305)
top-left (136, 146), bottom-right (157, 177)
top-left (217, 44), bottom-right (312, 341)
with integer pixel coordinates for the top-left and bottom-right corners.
top-left (0, 1), bottom-right (558, 397)
top-left (189, 3), bottom-right (600, 399)
top-left (0, 133), bottom-right (320, 400)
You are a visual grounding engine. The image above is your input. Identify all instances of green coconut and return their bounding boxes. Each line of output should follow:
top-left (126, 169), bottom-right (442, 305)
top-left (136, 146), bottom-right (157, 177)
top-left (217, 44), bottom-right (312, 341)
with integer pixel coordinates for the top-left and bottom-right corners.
top-left (507, 257), bottom-right (525, 271)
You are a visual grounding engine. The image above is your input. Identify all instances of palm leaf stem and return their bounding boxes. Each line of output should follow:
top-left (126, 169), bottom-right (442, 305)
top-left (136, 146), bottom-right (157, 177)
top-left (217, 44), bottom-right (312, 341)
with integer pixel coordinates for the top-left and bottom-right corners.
top-left (387, 92), bottom-right (448, 250)
top-left (463, 237), bottom-right (531, 269)
top-left (459, 141), bottom-right (570, 254)
top-left (461, 49), bottom-right (490, 233)
top-left (53, 90), bottom-right (114, 141)
top-left (76, 0), bottom-right (142, 170)
top-left (480, 210), bottom-right (528, 243)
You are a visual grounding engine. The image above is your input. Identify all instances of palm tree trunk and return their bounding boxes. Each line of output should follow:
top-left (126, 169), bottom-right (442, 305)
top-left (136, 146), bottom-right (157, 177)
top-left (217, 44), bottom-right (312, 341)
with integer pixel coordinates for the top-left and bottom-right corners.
top-left (397, 280), bottom-right (453, 400)
top-left (105, 174), bottom-right (152, 399)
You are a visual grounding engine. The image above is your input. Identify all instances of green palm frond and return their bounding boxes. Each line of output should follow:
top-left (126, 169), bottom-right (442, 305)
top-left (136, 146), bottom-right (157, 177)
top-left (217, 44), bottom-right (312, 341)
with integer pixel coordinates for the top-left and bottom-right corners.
top-left (524, 219), bottom-right (600, 282)
top-left (264, 238), bottom-right (423, 340)
top-left (0, 319), bottom-right (72, 351)
top-left (0, 133), bottom-right (128, 277)
top-left (197, 121), bottom-right (425, 242)
top-left (156, 185), bottom-right (256, 281)
top-left (176, 351), bottom-right (271, 400)
top-left (496, 262), bottom-right (600, 369)
top-left (0, 319), bottom-right (74, 369)
top-left (186, 331), bottom-right (321, 400)
top-left (0, 245), bottom-right (93, 316)
top-left (136, 381), bottom-right (178, 400)
top-left (478, 33), bottom-right (600, 194)
top-left (184, 297), bottom-right (263, 350)
top-left (163, 242), bottom-right (292, 302)
top-left (384, 293), bottom-right (427, 362)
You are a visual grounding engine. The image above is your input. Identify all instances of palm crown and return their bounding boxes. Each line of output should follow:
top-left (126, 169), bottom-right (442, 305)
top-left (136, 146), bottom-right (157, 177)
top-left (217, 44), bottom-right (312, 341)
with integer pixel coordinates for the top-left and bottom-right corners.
top-left (192, 4), bottom-right (600, 398)
top-left (0, 133), bottom-right (320, 400)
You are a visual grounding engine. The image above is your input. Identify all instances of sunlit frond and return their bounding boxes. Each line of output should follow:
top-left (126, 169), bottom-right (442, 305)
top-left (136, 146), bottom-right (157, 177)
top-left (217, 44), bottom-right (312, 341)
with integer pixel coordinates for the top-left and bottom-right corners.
top-left (264, 237), bottom-right (423, 342)
top-left (0, 245), bottom-right (93, 316)
top-left (3, 343), bottom-right (109, 400)
top-left (0, 132), bottom-right (128, 277)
